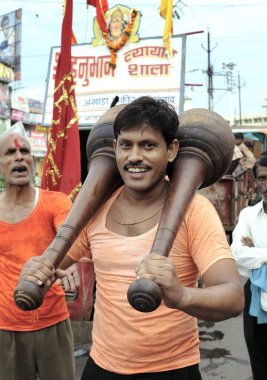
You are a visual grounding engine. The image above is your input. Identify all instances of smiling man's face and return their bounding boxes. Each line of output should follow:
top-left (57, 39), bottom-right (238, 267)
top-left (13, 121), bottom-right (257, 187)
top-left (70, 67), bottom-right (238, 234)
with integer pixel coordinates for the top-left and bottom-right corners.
top-left (113, 123), bottom-right (178, 194)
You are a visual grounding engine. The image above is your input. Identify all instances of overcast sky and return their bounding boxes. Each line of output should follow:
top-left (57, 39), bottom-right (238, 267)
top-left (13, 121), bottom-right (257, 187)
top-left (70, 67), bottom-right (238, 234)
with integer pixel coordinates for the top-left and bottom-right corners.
top-left (1, 0), bottom-right (267, 119)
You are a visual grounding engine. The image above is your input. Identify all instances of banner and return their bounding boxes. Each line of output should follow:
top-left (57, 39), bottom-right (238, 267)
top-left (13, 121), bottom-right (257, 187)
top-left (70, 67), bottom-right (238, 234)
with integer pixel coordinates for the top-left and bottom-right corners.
top-left (43, 36), bottom-right (182, 126)
top-left (41, 0), bottom-right (81, 200)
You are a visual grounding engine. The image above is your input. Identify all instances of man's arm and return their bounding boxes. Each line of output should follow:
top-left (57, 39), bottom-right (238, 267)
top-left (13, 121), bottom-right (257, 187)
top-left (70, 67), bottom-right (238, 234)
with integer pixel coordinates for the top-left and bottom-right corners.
top-left (136, 255), bottom-right (243, 322)
top-left (231, 208), bottom-right (267, 275)
top-left (182, 258), bottom-right (243, 321)
top-left (136, 195), bottom-right (244, 321)
top-left (239, 143), bottom-right (256, 169)
top-left (239, 143), bottom-right (255, 161)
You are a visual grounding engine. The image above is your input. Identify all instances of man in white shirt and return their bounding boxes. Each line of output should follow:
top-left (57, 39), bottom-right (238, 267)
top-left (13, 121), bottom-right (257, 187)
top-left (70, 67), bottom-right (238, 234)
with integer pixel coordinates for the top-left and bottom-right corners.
top-left (231, 155), bottom-right (267, 380)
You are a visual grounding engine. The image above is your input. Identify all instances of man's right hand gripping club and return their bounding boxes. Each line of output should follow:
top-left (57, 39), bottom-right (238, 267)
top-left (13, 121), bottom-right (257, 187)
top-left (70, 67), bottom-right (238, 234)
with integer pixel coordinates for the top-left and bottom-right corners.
top-left (15, 256), bottom-right (83, 310)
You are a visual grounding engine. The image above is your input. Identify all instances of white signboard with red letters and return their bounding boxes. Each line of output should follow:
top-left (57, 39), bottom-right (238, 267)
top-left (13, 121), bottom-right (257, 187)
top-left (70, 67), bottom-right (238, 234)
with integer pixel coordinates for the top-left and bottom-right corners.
top-left (43, 36), bottom-right (183, 127)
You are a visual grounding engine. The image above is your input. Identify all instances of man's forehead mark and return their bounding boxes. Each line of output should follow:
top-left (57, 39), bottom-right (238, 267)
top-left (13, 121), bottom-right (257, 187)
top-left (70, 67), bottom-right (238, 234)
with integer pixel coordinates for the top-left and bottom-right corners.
top-left (14, 138), bottom-right (21, 148)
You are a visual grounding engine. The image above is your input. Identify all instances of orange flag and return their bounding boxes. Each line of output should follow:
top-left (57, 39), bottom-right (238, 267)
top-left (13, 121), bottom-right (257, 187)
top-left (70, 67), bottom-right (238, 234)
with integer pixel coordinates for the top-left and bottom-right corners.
top-left (71, 31), bottom-right (77, 44)
top-left (160, 0), bottom-right (173, 57)
top-left (41, 0), bottom-right (81, 200)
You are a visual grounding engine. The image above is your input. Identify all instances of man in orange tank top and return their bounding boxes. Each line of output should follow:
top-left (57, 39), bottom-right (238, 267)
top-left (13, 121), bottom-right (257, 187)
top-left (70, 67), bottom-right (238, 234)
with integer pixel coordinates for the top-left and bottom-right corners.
top-left (0, 130), bottom-right (79, 380)
top-left (20, 97), bottom-right (244, 380)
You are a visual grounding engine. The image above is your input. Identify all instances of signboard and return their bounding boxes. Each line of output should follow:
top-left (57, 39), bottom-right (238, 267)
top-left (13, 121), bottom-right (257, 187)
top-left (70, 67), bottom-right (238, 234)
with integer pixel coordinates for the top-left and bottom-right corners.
top-left (43, 36), bottom-right (183, 127)
top-left (11, 95), bottom-right (43, 114)
top-left (0, 82), bottom-right (11, 119)
top-left (11, 95), bottom-right (29, 113)
top-left (0, 62), bottom-right (14, 83)
top-left (11, 109), bottom-right (43, 124)
top-left (0, 9), bottom-right (22, 80)
top-left (28, 131), bottom-right (47, 157)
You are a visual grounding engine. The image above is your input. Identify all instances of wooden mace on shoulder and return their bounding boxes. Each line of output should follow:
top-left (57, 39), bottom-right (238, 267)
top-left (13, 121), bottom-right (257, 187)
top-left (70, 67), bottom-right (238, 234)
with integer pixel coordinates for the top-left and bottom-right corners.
top-left (14, 106), bottom-right (234, 313)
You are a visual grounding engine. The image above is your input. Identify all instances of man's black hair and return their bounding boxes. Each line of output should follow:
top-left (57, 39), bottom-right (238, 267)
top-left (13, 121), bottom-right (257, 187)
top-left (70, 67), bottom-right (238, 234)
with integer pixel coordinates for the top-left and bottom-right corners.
top-left (113, 96), bottom-right (179, 146)
top-left (253, 154), bottom-right (267, 178)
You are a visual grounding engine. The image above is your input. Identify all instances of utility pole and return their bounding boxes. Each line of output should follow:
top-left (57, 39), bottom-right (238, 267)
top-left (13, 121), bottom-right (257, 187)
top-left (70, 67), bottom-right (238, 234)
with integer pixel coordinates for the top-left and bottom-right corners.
top-left (237, 72), bottom-right (245, 127)
top-left (238, 72), bottom-right (242, 127)
top-left (222, 62), bottom-right (236, 126)
top-left (202, 31), bottom-right (217, 110)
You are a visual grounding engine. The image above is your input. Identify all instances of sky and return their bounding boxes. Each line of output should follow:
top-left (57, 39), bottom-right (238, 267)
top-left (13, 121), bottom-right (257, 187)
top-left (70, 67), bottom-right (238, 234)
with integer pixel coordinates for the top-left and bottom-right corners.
top-left (0, 0), bottom-right (267, 120)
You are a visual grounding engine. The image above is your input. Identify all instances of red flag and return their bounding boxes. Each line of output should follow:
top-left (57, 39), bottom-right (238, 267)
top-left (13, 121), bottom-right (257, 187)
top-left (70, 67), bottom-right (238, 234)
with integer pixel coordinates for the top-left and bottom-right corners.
top-left (41, 0), bottom-right (81, 200)
top-left (87, 0), bottom-right (109, 33)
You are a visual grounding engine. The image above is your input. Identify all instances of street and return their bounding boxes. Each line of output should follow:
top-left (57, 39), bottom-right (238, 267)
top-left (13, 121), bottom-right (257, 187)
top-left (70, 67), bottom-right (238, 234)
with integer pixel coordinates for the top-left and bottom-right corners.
top-left (74, 310), bottom-right (253, 379)
top-left (199, 312), bottom-right (252, 380)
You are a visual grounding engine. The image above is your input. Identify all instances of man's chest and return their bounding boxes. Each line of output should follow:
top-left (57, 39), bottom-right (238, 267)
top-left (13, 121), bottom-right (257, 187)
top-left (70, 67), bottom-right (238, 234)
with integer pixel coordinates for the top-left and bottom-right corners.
top-left (88, 228), bottom-right (197, 283)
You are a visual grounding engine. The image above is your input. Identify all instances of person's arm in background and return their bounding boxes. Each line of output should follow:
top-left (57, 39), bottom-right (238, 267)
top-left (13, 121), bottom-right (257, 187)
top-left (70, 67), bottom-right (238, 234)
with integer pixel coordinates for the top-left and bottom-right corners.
top-left (56, 246), bottom-right (93, 291)
top-left (239, 142), bottom-right (256, 169)
top-left (231, 207), bottom-right (267, 277)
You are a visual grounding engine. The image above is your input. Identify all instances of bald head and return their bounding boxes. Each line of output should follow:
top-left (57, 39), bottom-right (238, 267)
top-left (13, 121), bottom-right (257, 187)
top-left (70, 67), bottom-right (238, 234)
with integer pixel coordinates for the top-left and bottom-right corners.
top-left (0, 131), bottom-right (31, 153)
